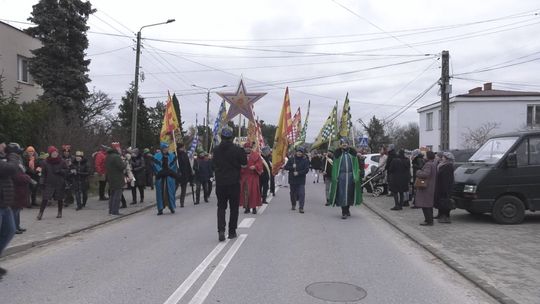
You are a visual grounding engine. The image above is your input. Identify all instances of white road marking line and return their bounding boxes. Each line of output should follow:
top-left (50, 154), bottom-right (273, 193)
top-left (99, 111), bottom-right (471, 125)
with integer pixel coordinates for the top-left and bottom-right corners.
top-left (258, 204), bottom-right (267, 214)
top-left (189, 234), bottom-right (248, 304)
top-left (238, 218), bottom-right (256, 228)
top-left (163, 239), bottom-right (230, 304)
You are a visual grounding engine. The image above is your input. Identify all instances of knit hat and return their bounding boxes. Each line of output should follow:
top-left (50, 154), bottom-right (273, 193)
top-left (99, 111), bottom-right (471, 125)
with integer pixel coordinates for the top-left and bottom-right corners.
top-left (220, 127), bottom-right (234, 139)
top-left (143, 148), bottom-right (150, 154)
top-left (39, 152), bottom-right (49, 159)
top-left (48, 146), bottom-right (58, 155)
top-left (296, 146), bottom-right (306, 153)
top-left (62, 144), bottom-right (71, 152)
top-left (6, 143), bottom-right (23, 155)
top-left (339, 137), bottom-right (350, 145)
top-left (75, 151), bottom-right (84, 157)
top-left (160, 142), bottom-right (169, 149)
top-left (443, 152), bottom-right (455, 161)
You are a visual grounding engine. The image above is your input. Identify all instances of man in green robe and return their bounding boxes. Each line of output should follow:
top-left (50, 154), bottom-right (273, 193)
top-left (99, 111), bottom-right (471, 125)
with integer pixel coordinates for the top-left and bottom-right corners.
top-left (328, 138), bottom-right (364, 219)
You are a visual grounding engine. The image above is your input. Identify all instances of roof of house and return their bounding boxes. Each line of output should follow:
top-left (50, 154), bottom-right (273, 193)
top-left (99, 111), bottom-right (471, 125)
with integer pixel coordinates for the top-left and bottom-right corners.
top-left (456, 89), bottom-right (540, 97)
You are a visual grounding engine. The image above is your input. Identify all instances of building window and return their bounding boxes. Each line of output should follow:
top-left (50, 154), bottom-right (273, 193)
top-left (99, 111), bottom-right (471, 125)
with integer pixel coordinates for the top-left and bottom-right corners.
top-left (527, 105), bottom-right (540, 127)
top-left (426, 112), bottom-right (433, 131)
top-left (17, 55), bottom-right (31, 83)
top-left (438, 110), bottom-right (442, 130)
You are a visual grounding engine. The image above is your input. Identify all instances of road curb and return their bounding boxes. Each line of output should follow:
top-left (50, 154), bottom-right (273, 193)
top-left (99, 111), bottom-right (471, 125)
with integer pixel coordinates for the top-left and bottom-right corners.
top-left (362, 201), bottom-right (519, 304)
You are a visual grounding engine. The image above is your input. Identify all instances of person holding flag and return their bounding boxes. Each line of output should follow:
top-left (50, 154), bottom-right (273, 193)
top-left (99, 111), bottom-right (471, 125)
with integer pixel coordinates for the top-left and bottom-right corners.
top-left (284, 146), bottom-right (310, 213)
top-left (153, 142), bottom-right (179, 215)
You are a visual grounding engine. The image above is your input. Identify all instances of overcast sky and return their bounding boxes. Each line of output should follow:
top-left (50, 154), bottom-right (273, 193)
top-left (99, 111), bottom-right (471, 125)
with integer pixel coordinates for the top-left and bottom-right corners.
top-left (2, 0), bottom-right (540, 141)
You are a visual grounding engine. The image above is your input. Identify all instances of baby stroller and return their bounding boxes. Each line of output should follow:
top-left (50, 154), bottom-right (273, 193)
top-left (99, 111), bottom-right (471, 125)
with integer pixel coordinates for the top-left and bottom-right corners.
top-left (362, 167), bottom-right (386, 197)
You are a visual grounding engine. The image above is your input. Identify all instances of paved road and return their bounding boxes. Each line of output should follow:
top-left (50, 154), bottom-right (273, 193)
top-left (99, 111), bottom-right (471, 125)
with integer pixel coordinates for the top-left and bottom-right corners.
top-left (1, 178), bottom-right (498, 304)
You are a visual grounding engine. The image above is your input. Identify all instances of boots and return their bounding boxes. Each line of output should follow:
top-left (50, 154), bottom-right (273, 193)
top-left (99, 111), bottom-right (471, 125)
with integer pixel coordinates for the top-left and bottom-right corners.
top-left (57, 200), bottom-right (63, 218)
top-left (244, 208), bottom-right (250, 214)
top-left (36, 211), bottom-right (43, 221)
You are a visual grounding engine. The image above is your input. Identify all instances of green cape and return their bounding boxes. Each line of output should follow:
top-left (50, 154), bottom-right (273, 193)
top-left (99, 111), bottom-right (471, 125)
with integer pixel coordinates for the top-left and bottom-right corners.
top-left (328, 149), bottom-right (363, 207)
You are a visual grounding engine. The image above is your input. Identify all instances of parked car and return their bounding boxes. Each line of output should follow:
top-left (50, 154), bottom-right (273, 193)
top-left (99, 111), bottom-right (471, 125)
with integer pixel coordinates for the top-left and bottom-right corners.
top-left (452, 131), bottom-right (540, 224)
top-left (362, 153), bottom-right (380, 176)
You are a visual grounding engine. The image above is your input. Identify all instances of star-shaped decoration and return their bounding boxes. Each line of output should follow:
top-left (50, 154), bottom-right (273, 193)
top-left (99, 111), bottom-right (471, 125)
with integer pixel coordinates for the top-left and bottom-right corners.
top-left (217, 79), bottom-right (266, 122)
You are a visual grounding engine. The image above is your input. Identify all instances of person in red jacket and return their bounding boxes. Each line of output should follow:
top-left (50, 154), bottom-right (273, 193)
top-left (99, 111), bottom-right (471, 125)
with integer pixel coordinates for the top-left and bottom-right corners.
top-left (240, 142), bottom-right (263, 214)
top-left (93, 145), bottom-right (108, 201)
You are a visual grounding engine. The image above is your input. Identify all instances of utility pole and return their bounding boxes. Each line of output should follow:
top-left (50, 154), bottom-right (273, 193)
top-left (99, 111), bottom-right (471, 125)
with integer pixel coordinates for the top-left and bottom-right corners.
top-left (440, 50), bottom-right (450, 151)
top-left (205, 90), bottom-right (210, 152)
top-left (130, 19), bottom-right (175, 148)
top-left (130, 31), bottom-right (142, 147)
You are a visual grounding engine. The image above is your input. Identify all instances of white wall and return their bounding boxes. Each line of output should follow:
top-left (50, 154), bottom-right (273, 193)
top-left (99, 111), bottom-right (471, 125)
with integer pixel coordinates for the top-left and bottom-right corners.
top-left (0, 22), bottom-right (42, 103)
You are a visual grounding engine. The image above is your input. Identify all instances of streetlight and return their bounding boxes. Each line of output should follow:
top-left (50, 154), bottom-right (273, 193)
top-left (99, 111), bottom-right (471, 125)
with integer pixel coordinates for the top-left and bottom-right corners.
top-left (131, 19), bottom-right (175, 148)
top-left (191, 84), bottom-right (228, 152)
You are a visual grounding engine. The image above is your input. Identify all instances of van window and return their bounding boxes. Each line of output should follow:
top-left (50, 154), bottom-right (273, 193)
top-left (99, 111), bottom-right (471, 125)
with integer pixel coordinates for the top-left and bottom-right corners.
top-left (515, 140), bottom-right (528, 167)
top-left (530, 137), bottom-right (540, 165)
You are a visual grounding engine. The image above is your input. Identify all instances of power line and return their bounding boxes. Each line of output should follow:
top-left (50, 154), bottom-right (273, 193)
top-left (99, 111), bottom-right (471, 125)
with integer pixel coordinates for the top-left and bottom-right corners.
top-left (87, 45), bottom-right (132, 57)
top-left (383, 80), bottom-right (439, 123)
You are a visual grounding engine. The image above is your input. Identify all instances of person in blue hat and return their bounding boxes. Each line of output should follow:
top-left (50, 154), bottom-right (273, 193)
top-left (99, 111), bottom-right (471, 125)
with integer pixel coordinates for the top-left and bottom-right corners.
top-left (152, 142), bottom-right (179, 215)
top-left (212, 127), bottom-right (247, 241)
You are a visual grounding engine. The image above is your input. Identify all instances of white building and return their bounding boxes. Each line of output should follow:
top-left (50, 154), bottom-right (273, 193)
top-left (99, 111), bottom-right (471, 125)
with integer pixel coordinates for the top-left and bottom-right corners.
top-left (0, 21), bottom-right (42, 103)
top-left (418, 83), bottom-right (540, 150)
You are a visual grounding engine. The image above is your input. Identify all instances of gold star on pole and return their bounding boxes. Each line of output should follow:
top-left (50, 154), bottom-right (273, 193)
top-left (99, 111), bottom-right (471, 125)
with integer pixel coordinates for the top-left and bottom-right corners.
top-left (217, 79), bottom-right (266, 122)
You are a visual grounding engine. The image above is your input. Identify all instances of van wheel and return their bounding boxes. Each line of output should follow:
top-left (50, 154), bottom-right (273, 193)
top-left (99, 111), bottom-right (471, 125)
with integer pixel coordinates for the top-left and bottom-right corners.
top-left (492, 196), bottom-right (525, 224)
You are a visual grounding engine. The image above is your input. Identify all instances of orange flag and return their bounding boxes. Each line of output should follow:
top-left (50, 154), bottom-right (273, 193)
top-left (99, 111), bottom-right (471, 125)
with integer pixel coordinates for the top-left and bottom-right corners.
top-left (272, 87), bottom-right (293, 176)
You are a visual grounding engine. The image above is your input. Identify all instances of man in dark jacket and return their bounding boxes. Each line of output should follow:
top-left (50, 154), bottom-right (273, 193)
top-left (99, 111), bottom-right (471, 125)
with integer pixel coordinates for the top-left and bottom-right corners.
top-left (130, 148), bottom-right (146, 204)
top-left (260, 146), bottom-right (272, 204)
top-left (213, 128), bottom-right (247, 242)
top-left (176, 143), bottom-right (193, 208)
top-left (323, 149), bottom-right (334, 206)
top-left (194, 152), bottom-right (213, 204)
top-left (70, 151), bottom-right (90, 210)
top-left (105, 147), bottom-right (126, 216)
top-left (310, 152), bottom-right (323, 183)
top-left (284, 146), bottom-right (310, 213)
top-left (0, 134), bottom-right (18, 278)
top-left (388, 149), bottom-right (411, 210)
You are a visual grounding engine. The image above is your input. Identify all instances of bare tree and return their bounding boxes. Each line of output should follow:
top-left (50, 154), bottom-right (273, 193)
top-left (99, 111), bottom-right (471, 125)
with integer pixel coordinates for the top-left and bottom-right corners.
top-left (80, 89), bottom-right (115, 130)
top-left (462, 122), bottom-right (501, 149)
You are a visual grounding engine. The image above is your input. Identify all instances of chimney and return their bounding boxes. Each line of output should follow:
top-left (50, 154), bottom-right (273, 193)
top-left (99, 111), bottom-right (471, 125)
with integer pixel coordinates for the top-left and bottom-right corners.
top-left (483, 82), bottom-right (492, 91)
top-left (468, 87), bottom-right (482, 94)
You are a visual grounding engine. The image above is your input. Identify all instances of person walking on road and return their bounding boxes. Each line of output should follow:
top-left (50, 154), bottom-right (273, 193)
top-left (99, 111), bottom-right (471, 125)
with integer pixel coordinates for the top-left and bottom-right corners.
top-left (259, 146), bottom-right (272, 204)
top-left (105, 145), bottom-right (126, 216)
top-left (310, 152), bottom-right (323, 183)
top-left (153, 143), bottom-right (178, 215)
top-left (0, 134), bottom-right (19, 279)
top-left (213, 128), bottom-right (247, 242)
top-left (414, 151), bottom-right (437, 226)
top-left (176, 143), bottom-right (193, 208)
top-left (435, 152), bottom-right (455, 224)
top-left (328, 138), bottom-right (363, 219)
top-left (37, 146), bottom-right (68, 220)
top-left (143, 148), bottom-right (155, 190)
top-left (240, 143), bottom-right (263, 214)
top-left (284, 146), bottom-right (310, 213)
top-left (193, 151), bottom-right (213, 204)
top-left (70, 151), bottom-right (90, 210)
top-left (388, 149), bottom-right (411, 210)
top-left (322, 149), bottom-right (334, 206)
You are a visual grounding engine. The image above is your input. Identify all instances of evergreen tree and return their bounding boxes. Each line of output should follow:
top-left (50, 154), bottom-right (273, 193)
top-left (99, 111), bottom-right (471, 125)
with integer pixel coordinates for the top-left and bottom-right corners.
top-left (26, 0), bottom-right (95, 116)
top-left (364, 116), bottom-right (389, 153)
top-left (117, 83), bottom-right (154, 149)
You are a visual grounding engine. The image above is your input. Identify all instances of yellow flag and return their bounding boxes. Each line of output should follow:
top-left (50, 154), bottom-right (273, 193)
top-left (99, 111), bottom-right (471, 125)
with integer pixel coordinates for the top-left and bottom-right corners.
top-left (272, 87), bottom-right (292, 176)
top-left (160, 92), bottom-right (180, 152)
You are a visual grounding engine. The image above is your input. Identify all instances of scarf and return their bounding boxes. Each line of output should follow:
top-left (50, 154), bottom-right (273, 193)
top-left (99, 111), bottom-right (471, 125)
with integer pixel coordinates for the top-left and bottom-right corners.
top-left (47, 156), bottom-right (62, 165)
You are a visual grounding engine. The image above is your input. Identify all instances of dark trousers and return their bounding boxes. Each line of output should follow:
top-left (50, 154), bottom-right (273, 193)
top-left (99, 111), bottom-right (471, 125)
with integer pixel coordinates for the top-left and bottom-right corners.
top-left (29, 183), bottom-right (38, 206)
top-left (98, 181), bottom-right (107, 199)
top-left (438, 208), bottom-right (451, 217)
top-left (393, 192), bottom-right (405, 208)
top-left (64, 187), bottom-right (74, 205)
top-left (289, 184), bottom-right (305, 209)
top-left (260, 179), bottom-right (269, 202)
top-left (109, 189), bottom-right (122, 215)
top-left (270, 175), bottom-right (275, 195)
top-left (0, 207), bottom-right (16, 256)
top-left (75, 189), bottom-right (88, 208)
top-left (131, 186), bottom-right (145, 203)
top-left (178, 182), bottom-right (188, 205)
top-left (216, 183), bottom-right (240, 233)
top-left (13, 208), bottom-right (22, 229)
top-left (121, 194), bottom-right (127, 208)
top-left (422, 207), bottom-right (433, 223)
top-left (39, 198), bottom-right (63, 215)
top-left (196, 180), bottom-right (211, 203)
top-left (341, 206), bottom-right (350, 216)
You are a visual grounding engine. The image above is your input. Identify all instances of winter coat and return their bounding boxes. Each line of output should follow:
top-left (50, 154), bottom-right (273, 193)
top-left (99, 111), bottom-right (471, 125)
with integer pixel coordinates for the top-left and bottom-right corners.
top-left (194, 158), bottom-right (213, 182)
top-left (328, 147), bottom-right (363, 206)
top-left (284, 155), bottom-right (310, 185)
top-left (105, 150), bottom-right (126, 190)
top-left (176, 149), bottom-right (193, 184)
top-left (13, 171), bottom-right (32, 209)
top-left (260, 154), bottom-right (272, 184)
top-left (414, 160), bottom-right (437, 208)
top-left (212, 141), bottom-right (247, 186)
top-left (94, 150), bottom-right (107, 175)
top-left (23, 152), bottom-right (40, 182)
top-left (435, 162), bottom-right (454, 210)
top-left (69, 157), bottom-right (90, 192)
top-left (40, 157), bottom-right (69, 201)
top-left (388, 156), bottom-right (410, 193)
top-left (143, 153), bottom-right (154, 187)
top-left (310, 156), bottom-right (323, 170)
top-left (0, 152), bottom-right (18, 208)
top-left (130, 155), bottom-right (146, 187)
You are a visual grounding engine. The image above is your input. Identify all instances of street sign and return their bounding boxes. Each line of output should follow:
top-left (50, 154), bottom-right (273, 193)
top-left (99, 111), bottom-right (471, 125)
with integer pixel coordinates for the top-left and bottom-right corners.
top-left (358, 137), bottom-right (369, 147)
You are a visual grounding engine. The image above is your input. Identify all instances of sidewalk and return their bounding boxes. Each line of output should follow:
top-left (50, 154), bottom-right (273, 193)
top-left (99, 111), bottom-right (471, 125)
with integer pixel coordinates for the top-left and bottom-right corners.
top-left (363, 195), bottom-right (540, 304)
top-left (2, 189), bottom-right (159, 258)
